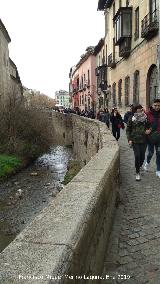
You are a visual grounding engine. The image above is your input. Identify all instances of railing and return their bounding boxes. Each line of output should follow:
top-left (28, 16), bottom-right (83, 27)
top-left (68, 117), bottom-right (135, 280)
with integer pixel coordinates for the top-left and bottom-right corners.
top-left (141, 9), bottom-right (159, 38)
top-left (108, 53), bottom-right (116, 68)
top-left (119, 38), bottom-right (131, 58)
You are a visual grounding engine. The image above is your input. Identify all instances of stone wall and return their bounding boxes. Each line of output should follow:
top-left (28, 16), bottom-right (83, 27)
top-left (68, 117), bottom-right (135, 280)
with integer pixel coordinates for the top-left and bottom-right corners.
top-left (0, 113), bottom-right (120, 284)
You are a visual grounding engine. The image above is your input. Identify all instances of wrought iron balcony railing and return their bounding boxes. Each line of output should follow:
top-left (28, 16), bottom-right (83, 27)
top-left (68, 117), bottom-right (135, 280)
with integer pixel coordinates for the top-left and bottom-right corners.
top-left (119, 38), bottom-right (131, 58)
top-left (108, 53), bottom-right (116, 68)
top-left (141, 9), bottom-right (159, 39)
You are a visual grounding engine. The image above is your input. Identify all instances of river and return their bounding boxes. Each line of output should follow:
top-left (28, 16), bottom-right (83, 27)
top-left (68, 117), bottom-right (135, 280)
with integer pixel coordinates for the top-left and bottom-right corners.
top-left (0, 145), bottom-right (73, 252)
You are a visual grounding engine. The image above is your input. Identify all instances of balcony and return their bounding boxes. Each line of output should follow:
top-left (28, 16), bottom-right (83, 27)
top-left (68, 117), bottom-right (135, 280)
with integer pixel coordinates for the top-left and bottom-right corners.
top-left (114, 7), bottom-right (132, 45)
top-left (141, 9), bottom-right (159, 39)
top-left (119, 38), bottom-right (131, 58)
top-left (108, 53), bottom-right (116, 68)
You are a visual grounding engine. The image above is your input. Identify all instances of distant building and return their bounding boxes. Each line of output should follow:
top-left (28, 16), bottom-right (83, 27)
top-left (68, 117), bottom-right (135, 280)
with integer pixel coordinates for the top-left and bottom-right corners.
top-left (55, 90), bottom-right (70, 108)
top-left (69, 46), bottom-right (97, 113)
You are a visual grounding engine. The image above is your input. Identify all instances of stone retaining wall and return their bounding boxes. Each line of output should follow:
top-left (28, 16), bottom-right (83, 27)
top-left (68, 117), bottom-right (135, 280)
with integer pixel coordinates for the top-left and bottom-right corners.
top-left (0, 113), bottom-right (120, 284)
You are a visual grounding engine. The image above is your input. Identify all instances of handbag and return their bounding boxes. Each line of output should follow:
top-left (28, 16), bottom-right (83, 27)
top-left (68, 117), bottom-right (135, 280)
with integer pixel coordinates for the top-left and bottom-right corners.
top-left (117, 123), bottom-right (125, 129)
top-left (117, 123), bottom-right (122, 128)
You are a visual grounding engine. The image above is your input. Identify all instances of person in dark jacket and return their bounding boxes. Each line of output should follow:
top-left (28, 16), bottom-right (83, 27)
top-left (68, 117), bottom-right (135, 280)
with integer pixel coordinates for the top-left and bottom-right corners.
top-left (110, 108), bottom-right (124, 140)
top-left (124, 104), bottom-right (134, 124)
top-left (126, 104), bottom-right (151, 181)
top-left (101, 108), bottom-right (110, 128)
top-left (143, 99), bottom-right (160, 178)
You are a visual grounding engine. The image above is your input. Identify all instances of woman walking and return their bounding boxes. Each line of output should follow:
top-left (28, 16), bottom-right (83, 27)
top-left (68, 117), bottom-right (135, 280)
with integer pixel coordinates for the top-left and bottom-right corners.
top-left (126, 105), bottom-right (151, 181)
top-left (101, 108), bottom-right (110, 128)
top-left (110, 108), bottom-right (124, 140)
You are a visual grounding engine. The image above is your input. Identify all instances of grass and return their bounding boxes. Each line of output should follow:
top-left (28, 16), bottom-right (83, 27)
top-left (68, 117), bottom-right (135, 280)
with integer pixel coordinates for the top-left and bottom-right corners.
top-left (0, 154), bottom-right (22, 178)
top-left (63, 160), bottom-right (82, 185)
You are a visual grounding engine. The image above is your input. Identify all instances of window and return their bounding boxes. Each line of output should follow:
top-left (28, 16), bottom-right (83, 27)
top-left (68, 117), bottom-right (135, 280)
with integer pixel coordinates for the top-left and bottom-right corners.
top-left (119, 0), bottom-right (122, 7)
top-left (150, 0), bottom-right (157, 22)
top-left (135, 7), bottom-right (139, 40)
top-left (106, 44), bottom-right (107, 65)
top-left (118, 79), bottom-right (122, 106)
top-left (84, 74), bottom-right (86, 86)
top-left (112, 82), bottom-right (116, 106)
top-left (113, 2), bottom-right (115, 27)
top-left (113, 38), bottom-right (115, 61)
top-left (126, 0), bottom-right (129, 6)
top-left (102, 49), bottom-right (105, 65)
top-left (133, 70), bottom-right (140, 105)
top-left (125, 76), bottom-right (130, 106)
top-left (150, 0), bottom-right (157, 14)
top-left (88, 70), bottom-right (90, 86)
top-left (114, 8), bottom-right (132, 45)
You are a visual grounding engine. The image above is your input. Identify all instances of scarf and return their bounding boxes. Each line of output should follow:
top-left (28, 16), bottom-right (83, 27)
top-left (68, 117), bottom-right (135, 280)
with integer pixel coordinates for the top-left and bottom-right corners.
top-left (132, 112), bottom-right (147, 123)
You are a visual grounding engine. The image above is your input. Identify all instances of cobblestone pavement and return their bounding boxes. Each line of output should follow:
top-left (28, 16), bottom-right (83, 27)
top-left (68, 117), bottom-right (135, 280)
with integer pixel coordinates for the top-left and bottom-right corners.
top-left (102, 130), bottom-right (160, 284)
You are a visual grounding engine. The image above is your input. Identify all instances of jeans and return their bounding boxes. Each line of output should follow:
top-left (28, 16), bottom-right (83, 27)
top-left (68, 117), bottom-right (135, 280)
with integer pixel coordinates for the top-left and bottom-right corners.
top-left (112, 127), bottom-right (120, 141)
top-left (132, 143), bottom-right (147, 173)
top-left (147, 143), bottom-right (160, 171)
top-left (146, 143), bottom-right (154, 164)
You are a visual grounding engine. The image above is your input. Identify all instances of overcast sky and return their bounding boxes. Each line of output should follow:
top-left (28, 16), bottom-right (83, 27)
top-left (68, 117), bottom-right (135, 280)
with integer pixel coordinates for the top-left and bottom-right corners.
top-left (1, 0), bottom-right (104, 98)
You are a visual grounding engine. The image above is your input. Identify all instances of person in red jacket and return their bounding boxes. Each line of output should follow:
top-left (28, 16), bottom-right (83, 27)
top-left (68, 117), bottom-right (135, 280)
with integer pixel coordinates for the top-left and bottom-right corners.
top-left (143, 99), bottom-right (160, 178)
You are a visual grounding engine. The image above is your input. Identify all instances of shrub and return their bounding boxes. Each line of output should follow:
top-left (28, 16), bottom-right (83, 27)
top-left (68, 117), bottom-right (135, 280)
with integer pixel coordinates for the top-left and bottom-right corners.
top-left (0, 92), bottom-right (53, 160)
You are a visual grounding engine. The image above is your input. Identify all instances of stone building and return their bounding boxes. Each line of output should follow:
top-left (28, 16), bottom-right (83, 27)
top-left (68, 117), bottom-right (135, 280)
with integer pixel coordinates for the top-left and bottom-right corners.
top-left (70, 47), bottom-right (97, 112)
top-left (0, 19), bottom-right (11, 101)
top-left (97, 0), bottom-right (159, 110)
top-left (9, 58), bottom-right (23, 100)
top-left (94, 38), bottom-right (109, 111)
top-left (0, 19), bottom-right (22, 104)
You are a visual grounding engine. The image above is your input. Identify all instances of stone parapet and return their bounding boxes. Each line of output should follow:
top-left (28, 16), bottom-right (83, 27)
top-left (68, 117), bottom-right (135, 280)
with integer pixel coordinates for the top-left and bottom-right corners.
top-left (0, 113), bottom-right (119, 284)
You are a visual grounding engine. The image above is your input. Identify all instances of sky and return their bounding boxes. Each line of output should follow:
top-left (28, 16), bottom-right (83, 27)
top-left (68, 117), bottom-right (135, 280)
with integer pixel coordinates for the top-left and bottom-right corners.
top-left (1, 0), bottom-right (104, 98)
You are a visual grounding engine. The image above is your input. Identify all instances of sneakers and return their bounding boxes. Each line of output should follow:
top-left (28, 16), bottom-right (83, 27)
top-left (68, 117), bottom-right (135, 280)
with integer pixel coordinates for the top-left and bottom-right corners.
top-left (136, 173), bottom-right (141, 181)
top-left (156, 171), bottom-right (160, 178)
top-left (143, 162), bottom-right (149, 171)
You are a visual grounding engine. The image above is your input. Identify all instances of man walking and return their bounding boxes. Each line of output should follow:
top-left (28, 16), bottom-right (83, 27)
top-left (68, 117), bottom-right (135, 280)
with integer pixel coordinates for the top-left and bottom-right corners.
top-left (144, 99), bottom-right (160, 178)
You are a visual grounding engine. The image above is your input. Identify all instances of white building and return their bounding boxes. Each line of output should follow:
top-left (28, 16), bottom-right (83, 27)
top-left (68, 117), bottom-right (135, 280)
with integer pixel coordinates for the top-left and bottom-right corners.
top-left (55, 90), bottom-right (70, 108)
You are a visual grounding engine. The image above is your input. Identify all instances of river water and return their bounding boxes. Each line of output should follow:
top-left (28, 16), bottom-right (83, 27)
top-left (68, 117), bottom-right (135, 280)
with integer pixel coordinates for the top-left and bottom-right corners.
top-left (0, 145), bottom-right (73, 252)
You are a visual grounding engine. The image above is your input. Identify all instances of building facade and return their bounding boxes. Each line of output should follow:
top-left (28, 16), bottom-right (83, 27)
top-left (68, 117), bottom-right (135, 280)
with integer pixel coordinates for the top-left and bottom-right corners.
top-left (70, 47), bottom-right (97, 112)
top-left (0, 19), bottom-right (22, 104)
top-left (98, 0), bottom-right (159, 110)
top-left (55, 90), bottom-right (70, 108)
top-left (94, 38), bottom-right (109, 112)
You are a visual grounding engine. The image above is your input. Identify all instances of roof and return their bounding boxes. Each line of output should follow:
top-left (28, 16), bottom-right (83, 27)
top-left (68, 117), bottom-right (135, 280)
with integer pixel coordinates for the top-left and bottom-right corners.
top-left (97, 0), bottom-right (113, 10)
top-left (97, 0), bottom-right (106, 10)
top-left (0, 19), bottom-right (11, 43)
top-left (93, 38), bottom-right (104, 55)
top-left (9, 58), bottom-right (17, 69)
top-left (72, 47), bottom-right (95, 76)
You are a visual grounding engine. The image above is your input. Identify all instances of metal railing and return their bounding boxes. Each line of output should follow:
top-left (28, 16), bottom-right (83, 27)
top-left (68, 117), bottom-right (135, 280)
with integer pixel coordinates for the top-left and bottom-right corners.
top-left (141, 9), bottom-right (159, 35)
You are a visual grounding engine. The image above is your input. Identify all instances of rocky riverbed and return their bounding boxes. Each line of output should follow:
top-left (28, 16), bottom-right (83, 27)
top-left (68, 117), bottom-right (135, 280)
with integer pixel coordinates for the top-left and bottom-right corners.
top-left (0, 145), bottom-right (73, 252)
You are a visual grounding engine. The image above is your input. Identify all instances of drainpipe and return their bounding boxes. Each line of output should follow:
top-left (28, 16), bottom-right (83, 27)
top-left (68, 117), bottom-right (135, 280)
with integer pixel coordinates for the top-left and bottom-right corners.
top-left (158, 3), bottom-right (160, 98)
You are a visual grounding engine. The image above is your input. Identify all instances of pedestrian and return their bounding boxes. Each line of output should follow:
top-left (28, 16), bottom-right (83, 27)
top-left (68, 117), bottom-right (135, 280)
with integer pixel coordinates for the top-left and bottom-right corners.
top-left (101, 108), bottom-right (110, 128)
top-left (143, 99), bottom-right (160, 178)
top-left (110, 108), bottom-right (124, 140)
top-left (126, 104), bottom-right (151, 181)
top-left (97, 108), bottom-right (104, 121)
top-left (124, 104), bottom-right (134, 124)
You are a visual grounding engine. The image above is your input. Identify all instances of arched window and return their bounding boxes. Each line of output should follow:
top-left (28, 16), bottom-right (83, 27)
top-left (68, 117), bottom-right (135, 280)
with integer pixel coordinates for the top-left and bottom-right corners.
top-left (112, 82), bottom-right (116, 106)
top-left (125, 76), bottom-right (130, 106)
top-left (118, 79), bottom-right (122, 106)
top-left (133, 70), bottom-right (140, 105)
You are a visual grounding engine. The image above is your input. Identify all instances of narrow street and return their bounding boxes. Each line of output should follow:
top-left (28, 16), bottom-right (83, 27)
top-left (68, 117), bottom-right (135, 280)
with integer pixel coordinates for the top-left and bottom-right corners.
top-left (0, 145), bottom-right (72, 253)
top-left (102, 130), bottom-right (160, 283)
